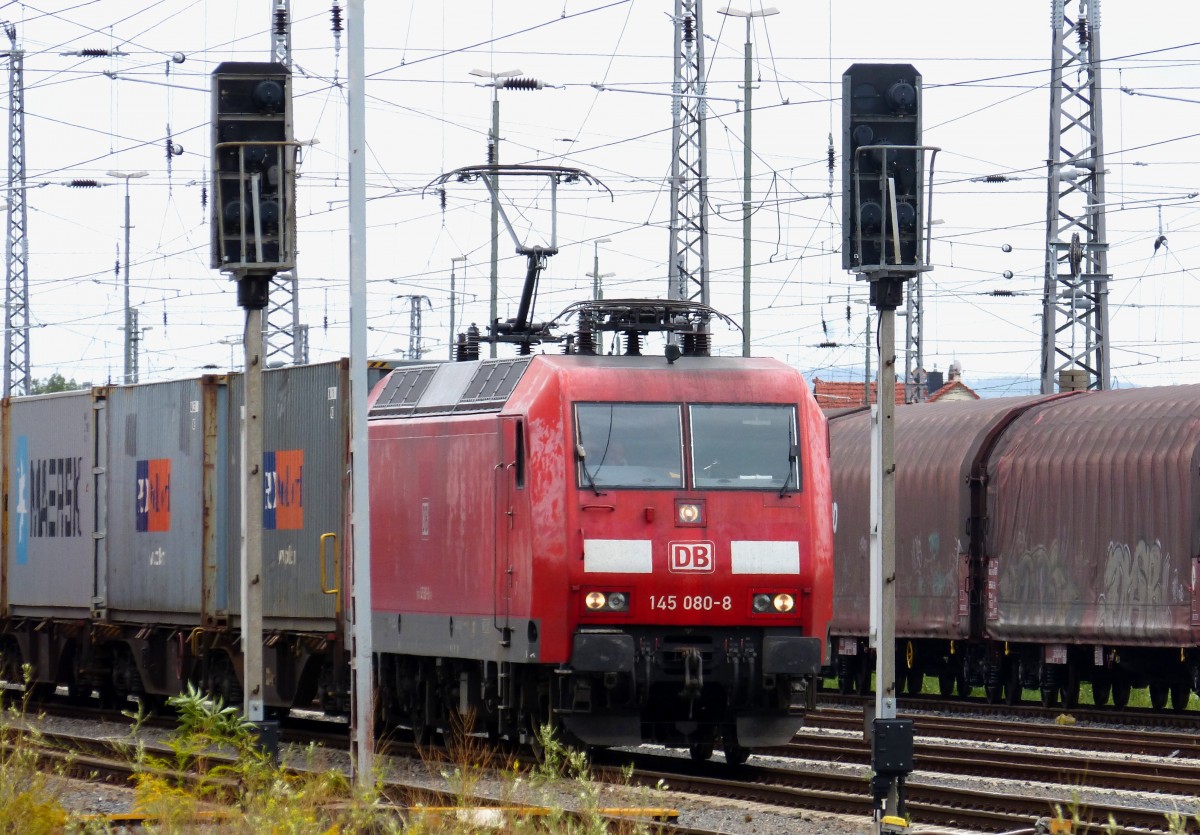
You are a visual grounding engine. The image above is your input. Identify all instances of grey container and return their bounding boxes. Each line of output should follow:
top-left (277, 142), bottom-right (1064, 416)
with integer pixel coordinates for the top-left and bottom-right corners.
top-left (102, 378), bottom-right (217, 622)
top-left (223, 360), bottom-right (387, 631)
top-left (4, 389), bottom-right (100, 617)
top-left (829, 396), bottom-right (1048, 640)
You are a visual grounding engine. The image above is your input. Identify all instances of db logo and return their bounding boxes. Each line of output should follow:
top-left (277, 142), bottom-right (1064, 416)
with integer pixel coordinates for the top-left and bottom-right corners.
top-left (668, 541), bottom-right (716, 573)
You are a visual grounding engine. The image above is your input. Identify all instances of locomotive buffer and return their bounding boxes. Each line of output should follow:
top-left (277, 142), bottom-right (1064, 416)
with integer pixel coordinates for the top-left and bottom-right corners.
top-left (843, 62), bottom-right (940, 832)
top-left (211, 61), bottom-right (300, 758)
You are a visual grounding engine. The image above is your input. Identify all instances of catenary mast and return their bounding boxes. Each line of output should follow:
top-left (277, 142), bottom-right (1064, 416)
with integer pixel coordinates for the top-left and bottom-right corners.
top-left (1041, 0), bottom-right (1110, 393)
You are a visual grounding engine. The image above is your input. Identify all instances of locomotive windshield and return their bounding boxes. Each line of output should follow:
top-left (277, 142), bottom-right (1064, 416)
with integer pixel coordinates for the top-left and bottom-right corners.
top-left (574, 402), bottom-right (799, 492)
top-left (690, 404), bottom-right (799, 491)
top-left (575, 403), bottom-right (684, 489)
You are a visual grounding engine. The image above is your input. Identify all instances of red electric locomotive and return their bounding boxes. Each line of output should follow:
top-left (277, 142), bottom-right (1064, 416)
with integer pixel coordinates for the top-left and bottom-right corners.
top-left (367, 300), bottom-right (832, 762)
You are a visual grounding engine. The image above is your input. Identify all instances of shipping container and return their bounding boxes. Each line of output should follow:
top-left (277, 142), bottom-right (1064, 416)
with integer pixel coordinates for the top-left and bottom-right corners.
top-left (103, 378), bottom-right (217, 621)
top-left (5, 389), bottom-right (101, 618)
top-left (223, 360), bottom-right (389, 632)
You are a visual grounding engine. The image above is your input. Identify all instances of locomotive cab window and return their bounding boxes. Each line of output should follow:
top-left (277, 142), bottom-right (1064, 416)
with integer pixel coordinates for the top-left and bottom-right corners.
top-left (690, 404), bottom-right (800, 492)
top-left (575, 403), bottom-right (683, 489)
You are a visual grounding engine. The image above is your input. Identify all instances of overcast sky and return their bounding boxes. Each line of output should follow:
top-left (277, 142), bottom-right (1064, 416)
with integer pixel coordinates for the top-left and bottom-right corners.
top-left (6, 0), bottom-right (1198, 393)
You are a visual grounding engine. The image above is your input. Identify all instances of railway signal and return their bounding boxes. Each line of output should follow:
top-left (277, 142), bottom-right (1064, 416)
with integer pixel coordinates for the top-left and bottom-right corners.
top-left (210, 61), bottom-right (297, 309)
top-left (210, 60), bottom-right (298, 760)
top-left (842, 62), bottom-right (938, 835)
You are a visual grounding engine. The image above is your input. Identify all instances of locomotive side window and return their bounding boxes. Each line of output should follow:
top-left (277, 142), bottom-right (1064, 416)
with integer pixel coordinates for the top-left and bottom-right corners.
top-left (689, 404), bottom-right (799, 492)
top-left (575, 403), bottom-right (683, 489)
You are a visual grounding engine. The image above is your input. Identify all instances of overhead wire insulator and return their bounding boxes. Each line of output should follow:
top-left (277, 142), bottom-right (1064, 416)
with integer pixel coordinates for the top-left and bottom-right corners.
top-left (683, 15), bottom-right (694, 43)
top-left (487, 140), bottom-right (496, 164)
top-left (67, 178), bottom-right (100, 188)
top-left (499, 77), bottom-right (544, 91)
top-left (818, 341), bottom-right (839, 348)
top-left (331, 3), bottom-right (344, 35)
top-left (274, 7), bottom-right (288, 36)
top-left (81, 47), bottom-right (113, 57)
top-left (991, 290), bottom-right (1015, 297)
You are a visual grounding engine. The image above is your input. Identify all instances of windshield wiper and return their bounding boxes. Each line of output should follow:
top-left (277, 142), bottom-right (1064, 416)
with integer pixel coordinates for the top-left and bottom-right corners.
top-left (778, 444), bottom-right (798, 498)
top-left (577, 443), bottom-right (604, 496)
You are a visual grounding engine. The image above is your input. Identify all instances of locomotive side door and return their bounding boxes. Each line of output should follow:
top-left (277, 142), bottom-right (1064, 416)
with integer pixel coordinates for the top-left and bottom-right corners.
top-left (495, 416), bottom-right (528, 646)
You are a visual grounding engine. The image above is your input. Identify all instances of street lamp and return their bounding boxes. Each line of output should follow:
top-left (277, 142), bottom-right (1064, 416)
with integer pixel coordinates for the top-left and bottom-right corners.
top-left (468, 68), bottom-right (553, 357)
top-left (718, 6), bottom-right (778, 358)
top-left (107, 170), bottom-right (148, 384)
top-left (586, 238), bottom-right (613, 301)
top-left (449, 255), bottom-right (467, 359)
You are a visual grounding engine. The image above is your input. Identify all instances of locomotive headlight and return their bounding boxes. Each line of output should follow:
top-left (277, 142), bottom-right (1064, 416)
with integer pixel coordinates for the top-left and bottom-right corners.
top-left (753, 592), bottom-right (796, 613)
top-left (676, 501), bottom-right (703, 525)
top-left (585, 591), bottom-right (630, 612)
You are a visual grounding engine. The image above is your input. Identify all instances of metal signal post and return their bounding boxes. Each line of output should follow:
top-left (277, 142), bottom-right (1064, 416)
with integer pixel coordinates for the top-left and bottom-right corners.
top-left (211, 60), bottom-right (297, 758)
top-left (843, 62), bottom-right (939, 834)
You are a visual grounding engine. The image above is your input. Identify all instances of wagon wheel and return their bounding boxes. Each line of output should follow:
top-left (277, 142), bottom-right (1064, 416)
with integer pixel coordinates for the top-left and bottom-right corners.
top-left (1170, 680), bottom-right (1191, 712)
top-left (1003, 663), bottom-right (1021, 706)
top-left (1110, 677), bottom-right (1131, 709)
top-left (1059, 666), bottom-right (1080, 710)
top-left (954, 666), bottom-right (970, 698)
top-left (855, 658), bottom-right (871, 696)
top-left (1149, 682), bottom-right (1169, 711)
top-left (1090, 671), bottom-right (1111, 707)
top-left (905, 665), bottom-right (924, 696)
top-left (689, 741), bottom-right (714, 762)
top-left (1039, 684), bottom-right (1058, 709)
top-left (937, 671), bottom-right (955, 697)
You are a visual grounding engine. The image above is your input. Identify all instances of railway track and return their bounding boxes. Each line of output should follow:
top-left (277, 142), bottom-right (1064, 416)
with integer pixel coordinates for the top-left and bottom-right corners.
top-left (19, 697), bottom-right (1200, 833)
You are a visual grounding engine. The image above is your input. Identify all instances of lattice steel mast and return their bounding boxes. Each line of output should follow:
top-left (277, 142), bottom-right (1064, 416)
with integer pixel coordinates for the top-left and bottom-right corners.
top-left (667, 0), bottom-right (709, 304)
top-left (3, 22), bottom-right (29, 396)
top-left (264, 0), bottom-right (306, 365)
top-left (403, 294), bottom-right (430, 360)
top-left (1041, 0), bottom-right (1110, 393)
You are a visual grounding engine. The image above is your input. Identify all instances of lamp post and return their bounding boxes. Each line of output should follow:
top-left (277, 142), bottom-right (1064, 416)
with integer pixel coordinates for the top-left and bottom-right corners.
top-left (587, 238), bottom-right (612, 301)
top-left (107, 170), bottom-right (148, 384)
top-left (468, 68), bottom-right (552, 356)
top-left (449, 255), bottom-right (467, 359)
top-left (718, 6), bottom-right (778, 358)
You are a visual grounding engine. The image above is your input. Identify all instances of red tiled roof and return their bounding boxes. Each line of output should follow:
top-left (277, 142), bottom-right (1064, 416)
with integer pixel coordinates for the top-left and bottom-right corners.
top-left (811, 377), bottom-right (905, 409)
top-left (927, 380), bottom-right (980, 402)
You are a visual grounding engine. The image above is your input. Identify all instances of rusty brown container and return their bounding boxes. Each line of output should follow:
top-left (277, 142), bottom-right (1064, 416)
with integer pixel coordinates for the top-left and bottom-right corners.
top-left (830, 396), bottom-right (1046, 640)
top-left (984, 385), bottom-right (1200, 646)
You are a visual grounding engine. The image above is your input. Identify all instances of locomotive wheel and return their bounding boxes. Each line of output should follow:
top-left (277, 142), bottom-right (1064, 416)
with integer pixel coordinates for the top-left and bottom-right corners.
top-left (689, 742), bottom-right (714, 762)
top-left (410, 680), bottom-right (436, 747)
top-left (1111, 678), bottom-right (1131, 709)
top-left (1149, 682), bottom-right (1169, 711)
top-left (722, 738), bottom-right (750, 766)
top-left (1170, 680), bottom-right (1191, 711)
